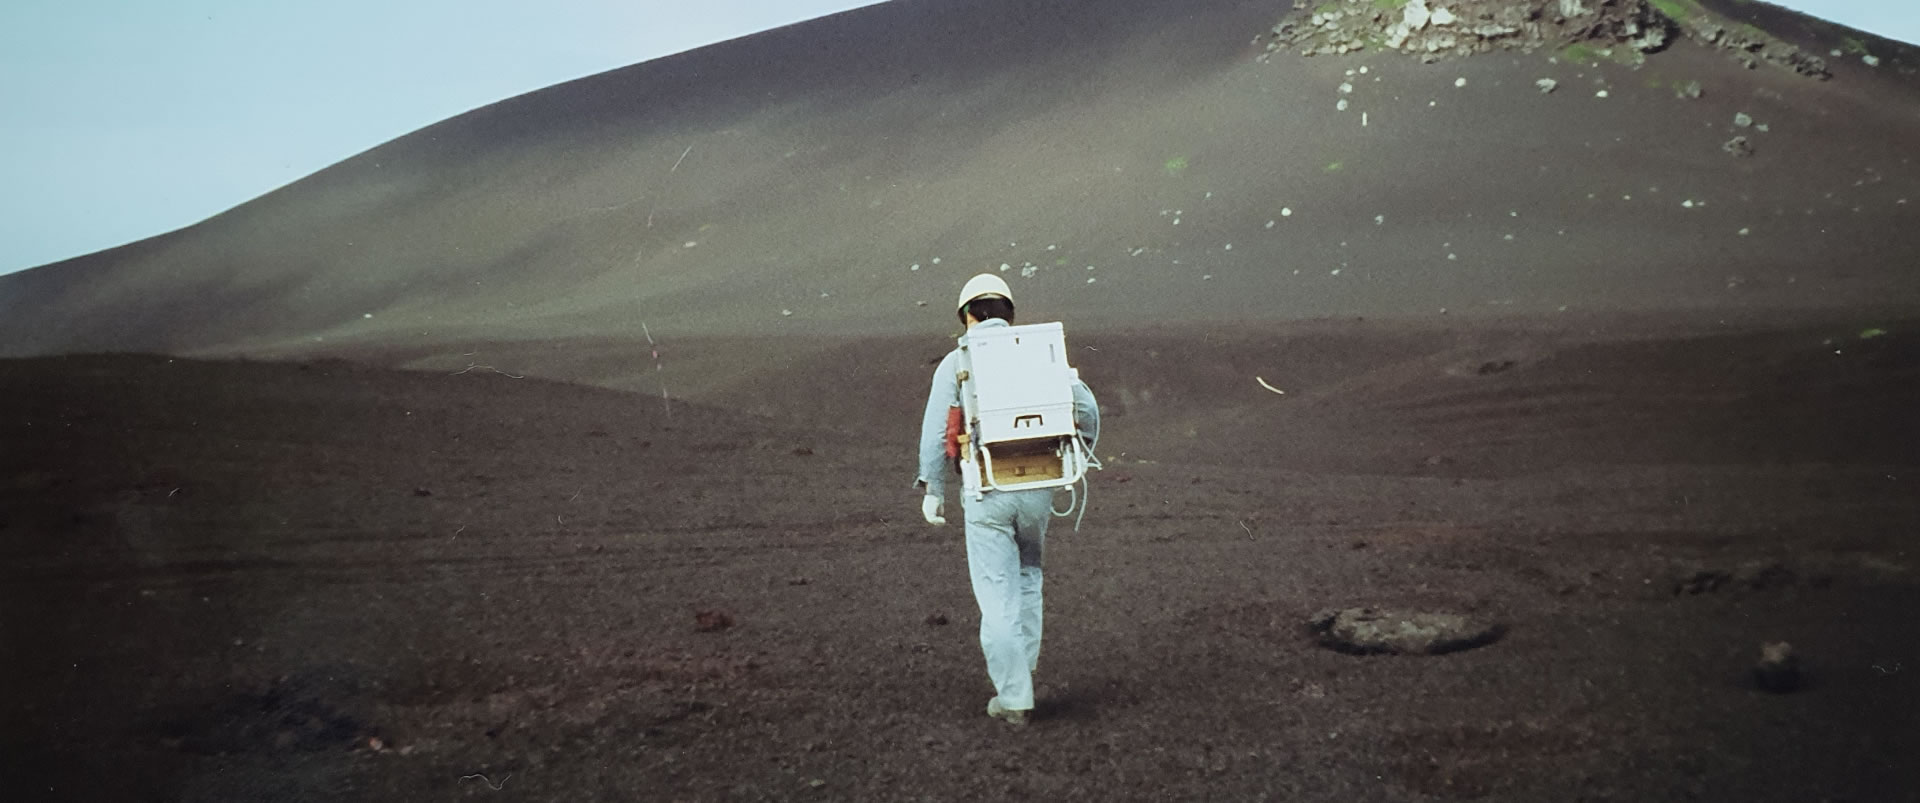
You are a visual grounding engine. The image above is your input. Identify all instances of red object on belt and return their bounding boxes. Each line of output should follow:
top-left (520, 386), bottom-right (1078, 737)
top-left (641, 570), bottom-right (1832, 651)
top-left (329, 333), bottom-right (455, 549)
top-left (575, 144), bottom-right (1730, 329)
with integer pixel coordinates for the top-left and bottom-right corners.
top-left (944, 406), bottom-right (964, 459)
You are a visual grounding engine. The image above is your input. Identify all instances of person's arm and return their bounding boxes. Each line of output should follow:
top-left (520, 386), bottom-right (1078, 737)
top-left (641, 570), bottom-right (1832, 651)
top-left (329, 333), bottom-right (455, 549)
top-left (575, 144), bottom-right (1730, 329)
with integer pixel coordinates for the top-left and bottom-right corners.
top-left (1071, 372), bottom-right (1100, 454)
top-left (915, 350), bottom-right (961, 501)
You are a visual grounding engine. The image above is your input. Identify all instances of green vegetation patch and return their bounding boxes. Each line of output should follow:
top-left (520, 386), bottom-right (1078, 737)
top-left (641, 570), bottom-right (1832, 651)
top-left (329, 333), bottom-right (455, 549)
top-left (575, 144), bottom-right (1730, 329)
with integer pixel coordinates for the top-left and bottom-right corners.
top-left (1163, 155), bottom-right (1190, 177)
top-left (1561, 43), bottom-right (1600, 65)
top-left (1324, 160), bottom-right (1345, 172)
top-left (1648, 0), bottom-right (1693, 22)
top-left (1372, 0), bottom-right (1408, 11)
top-left (1842, 36), bottom-right (1871, 55)
top-left (1315, 1), bottom-right (1340, 15)
top-left (1859, 327), bottom-right (1889, 339)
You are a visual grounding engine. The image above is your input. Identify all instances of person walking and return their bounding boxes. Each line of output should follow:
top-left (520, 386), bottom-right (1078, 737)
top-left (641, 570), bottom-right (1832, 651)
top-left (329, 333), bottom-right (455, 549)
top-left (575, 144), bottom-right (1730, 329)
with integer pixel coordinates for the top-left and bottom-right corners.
top-left (915, 273), bottom-right (1099, 727)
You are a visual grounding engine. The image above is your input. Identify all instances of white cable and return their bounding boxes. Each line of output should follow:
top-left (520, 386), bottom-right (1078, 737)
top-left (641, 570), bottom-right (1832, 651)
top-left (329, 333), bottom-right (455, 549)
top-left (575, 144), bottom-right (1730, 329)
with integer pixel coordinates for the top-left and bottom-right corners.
top-left (1073, 474), bottom-right (1091, 532)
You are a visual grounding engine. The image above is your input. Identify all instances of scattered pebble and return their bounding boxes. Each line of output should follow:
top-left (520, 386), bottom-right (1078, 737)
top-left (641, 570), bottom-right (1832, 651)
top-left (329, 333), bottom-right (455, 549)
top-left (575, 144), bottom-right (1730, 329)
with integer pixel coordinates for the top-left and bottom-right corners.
top-left (1266, 220), bottom-right (1277, 228)
top-left (1000, 263), bottom-right (1011, 272)
top-left (1734, 112), bottom-right (1753, 128)
top-left (1086, 277), bottom-right (1097, 284)
top-left (1864, 54), bottom-right (1881, 67)
top-left (931, 257), bottom-right (941, 265)
top-left (781, 309), bottom-right (793, 317)
top-left (1447, 253), bottom-right (1458, 261)
top-left (1281, 208), bottom-right (1294, 217)
top-left (1224, 243), bottom-right (1233, 251)
top-left (1374, 215), bottom-right (1385, 225)
top-left (1738, 227), bottom-right (1751, 236)
top-left (911, 263), bottom-right (921, 271)
top-left (1337, 98), bottom-right (1350, 112)
top-left (1536, 78), bottom-right (1557, 94)
top-left (1339, 82), bottom-right (1355, 94)
top-left (1455, 77), bottom-right (1467, 88)
top-left (1595, 90), bottom-right (1609, 98)
top-left (1330, 268), bottom-right (1342, 276)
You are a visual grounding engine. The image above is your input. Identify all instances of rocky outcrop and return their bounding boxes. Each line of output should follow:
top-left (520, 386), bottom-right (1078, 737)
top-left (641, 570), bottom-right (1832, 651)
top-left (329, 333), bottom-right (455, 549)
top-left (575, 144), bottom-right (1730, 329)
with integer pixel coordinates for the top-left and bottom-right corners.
top-left (1265, 0), bottom-right (1829, 79)
top-left (1307, 607), bottom-right (1507, 655)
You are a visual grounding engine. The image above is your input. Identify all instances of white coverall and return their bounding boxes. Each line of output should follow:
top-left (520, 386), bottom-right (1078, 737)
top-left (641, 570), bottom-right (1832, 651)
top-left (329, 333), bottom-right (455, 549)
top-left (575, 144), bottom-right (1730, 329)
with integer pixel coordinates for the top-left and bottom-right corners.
top-left (916, 318), bottom-right (1100, 712)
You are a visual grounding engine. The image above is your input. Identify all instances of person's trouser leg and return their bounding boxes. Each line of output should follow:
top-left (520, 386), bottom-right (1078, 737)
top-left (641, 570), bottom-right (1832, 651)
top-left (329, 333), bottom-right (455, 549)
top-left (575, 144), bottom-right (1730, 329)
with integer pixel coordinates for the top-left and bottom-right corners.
top-left (1009, 491), bottom-right (1051, 675)
top-left (964, 489), bottom-right (1051, 711)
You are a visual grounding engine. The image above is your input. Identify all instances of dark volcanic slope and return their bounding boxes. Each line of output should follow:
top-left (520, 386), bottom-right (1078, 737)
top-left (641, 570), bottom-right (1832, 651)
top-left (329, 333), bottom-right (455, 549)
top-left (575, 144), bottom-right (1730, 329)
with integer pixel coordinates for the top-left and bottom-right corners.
top-left (1, 0), bottom-right (1918, 365)
top-left (4, 326), bottom-right (1916, 801)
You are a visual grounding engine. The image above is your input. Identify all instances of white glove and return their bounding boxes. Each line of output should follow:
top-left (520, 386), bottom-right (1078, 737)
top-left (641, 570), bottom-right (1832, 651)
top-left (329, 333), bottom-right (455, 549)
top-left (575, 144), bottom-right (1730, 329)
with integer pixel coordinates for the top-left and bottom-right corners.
top-left (921, 494), bottom-right (947, 526)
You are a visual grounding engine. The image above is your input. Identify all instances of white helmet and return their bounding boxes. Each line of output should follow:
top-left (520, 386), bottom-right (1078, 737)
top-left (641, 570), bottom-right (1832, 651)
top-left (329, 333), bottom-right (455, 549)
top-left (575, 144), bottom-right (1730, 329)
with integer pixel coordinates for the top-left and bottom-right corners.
top-left (956, 273), bottom-right (1014, 313)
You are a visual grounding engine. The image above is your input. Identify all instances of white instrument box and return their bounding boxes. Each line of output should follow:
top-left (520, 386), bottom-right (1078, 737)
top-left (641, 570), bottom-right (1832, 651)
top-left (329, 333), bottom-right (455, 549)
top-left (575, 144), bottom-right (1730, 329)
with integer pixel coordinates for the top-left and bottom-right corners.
top-left (956, 322), bottom-right (1088, 494)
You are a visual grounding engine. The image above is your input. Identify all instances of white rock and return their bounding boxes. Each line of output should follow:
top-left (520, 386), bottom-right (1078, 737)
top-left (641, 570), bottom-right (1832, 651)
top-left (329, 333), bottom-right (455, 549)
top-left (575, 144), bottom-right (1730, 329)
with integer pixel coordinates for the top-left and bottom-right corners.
top-left (1224, 243), bottom-right (1234, 250)
top-left (1455, 77), bottom-right (1467, 88)
top-left (1375, 215), bottom-right (1385, 225)
top-left (1738, 227), bottom-right (1751, 236)
top-left (1431, 7), bottom-right (1456, 25)
top-left (781, 309), bottom-right (793, 317)
top-left (1339, 82), bottom-right (1355, 94)
top-left (1086, 277), bottom-right (1097, 284)
top-left (1359, 66), bottom-right (1369, 74)
top-left (1337, 98), bottom-right (1350, 111)
top-left (911, 263), bottom-right (921, 271)
top-left (1266, 220), bottom-right (1277, 228)
top-left (931, 257), bottom-right (941, 264)
top-left (1282, 207), bottom-right (1294, 217)
top-left (1864, 54), bottom-right (1881, 67)
top-left (1537, 78), bottom-right (1558, 93)
top-left (1596, 90), bottom-right (1609, 98)
top-left (1404, 0), bottom-right (1431, 30)
top-left (1734, 112), bottom-right (1753, 128)
top-left (1000, 263), bottom-right (1011, 271)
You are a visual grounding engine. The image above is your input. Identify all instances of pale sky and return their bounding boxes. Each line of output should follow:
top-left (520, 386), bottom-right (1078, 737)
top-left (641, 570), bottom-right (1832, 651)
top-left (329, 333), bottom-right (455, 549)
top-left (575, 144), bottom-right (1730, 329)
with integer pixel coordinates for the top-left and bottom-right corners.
top-left (0, 0), bottom-right (1911, 275)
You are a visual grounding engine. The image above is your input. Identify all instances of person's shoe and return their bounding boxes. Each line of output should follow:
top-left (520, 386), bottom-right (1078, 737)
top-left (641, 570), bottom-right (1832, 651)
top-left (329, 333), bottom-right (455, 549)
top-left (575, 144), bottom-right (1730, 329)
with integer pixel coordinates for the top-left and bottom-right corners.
top-left (986, 697), bottom-right (1029, 727)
